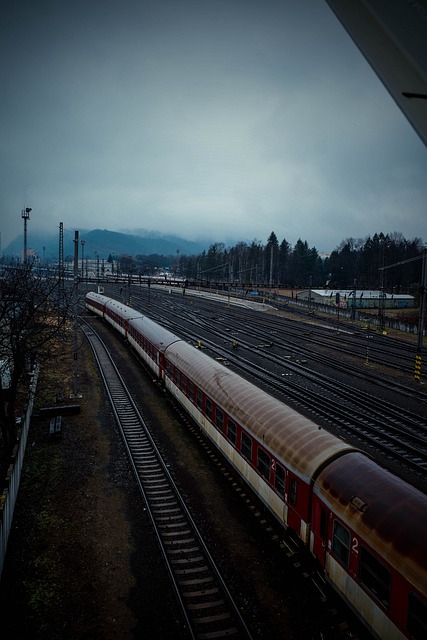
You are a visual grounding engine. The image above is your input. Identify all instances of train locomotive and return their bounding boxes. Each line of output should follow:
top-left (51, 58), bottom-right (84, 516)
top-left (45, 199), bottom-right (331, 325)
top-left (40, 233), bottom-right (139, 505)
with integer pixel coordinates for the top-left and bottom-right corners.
top-left (85, 291), bottom-right (427, 640)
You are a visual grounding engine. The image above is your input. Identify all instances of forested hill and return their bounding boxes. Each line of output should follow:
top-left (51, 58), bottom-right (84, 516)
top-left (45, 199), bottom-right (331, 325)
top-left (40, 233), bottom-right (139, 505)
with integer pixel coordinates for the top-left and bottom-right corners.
top-left (4, 228), bottom-right (208, 259)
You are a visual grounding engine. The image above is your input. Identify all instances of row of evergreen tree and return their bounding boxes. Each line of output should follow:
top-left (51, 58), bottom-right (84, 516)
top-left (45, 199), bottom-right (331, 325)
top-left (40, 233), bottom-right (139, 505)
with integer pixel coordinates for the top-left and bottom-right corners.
top-left (126, 231), bottom-right (424, 292)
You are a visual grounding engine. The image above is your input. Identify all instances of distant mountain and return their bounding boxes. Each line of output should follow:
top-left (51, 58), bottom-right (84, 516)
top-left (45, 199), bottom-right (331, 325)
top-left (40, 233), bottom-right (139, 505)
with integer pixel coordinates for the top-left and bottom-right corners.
top-left (3, 228), bottom-right (209, 260)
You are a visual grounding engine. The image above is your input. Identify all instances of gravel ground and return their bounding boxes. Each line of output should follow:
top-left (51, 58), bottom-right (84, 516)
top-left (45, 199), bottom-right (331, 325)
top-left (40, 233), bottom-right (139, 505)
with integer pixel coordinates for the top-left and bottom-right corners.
top-left (0, 319), bottom-right (372, 639)
top-left (0, 332), bottom-right (184, 639)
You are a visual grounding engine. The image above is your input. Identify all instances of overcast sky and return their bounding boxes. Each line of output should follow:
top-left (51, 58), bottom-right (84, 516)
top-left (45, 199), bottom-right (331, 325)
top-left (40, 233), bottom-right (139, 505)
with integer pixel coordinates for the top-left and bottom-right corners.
top-left (1, 0), bottom-right (426, 255)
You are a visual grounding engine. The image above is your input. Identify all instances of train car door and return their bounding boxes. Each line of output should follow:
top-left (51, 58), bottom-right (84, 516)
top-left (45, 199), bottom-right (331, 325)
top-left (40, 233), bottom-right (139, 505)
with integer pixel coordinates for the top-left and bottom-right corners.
top-left (311, 496), bottom-right (329, 566)
top-left (286, 475), bottom-right (302, 537)
top-left (158, 352), bottom-right (166, 379)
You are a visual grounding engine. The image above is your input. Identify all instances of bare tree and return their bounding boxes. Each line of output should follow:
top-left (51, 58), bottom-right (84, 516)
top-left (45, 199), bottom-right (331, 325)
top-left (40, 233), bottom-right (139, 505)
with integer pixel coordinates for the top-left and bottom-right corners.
top-left (0, 262), bottom-right (73, 461)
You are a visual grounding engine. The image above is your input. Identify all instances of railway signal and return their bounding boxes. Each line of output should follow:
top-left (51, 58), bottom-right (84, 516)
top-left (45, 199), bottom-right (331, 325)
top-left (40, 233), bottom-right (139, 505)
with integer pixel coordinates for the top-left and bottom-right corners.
top-left (414, 354), bottom-right (422, 382)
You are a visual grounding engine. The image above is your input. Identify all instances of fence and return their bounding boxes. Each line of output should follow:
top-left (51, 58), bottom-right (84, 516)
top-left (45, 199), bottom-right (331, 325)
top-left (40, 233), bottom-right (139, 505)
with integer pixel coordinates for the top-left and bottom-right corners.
top-left (0, 363), bottom-right (39, 579)
top-left (270, 295), bottom-right (422, 336)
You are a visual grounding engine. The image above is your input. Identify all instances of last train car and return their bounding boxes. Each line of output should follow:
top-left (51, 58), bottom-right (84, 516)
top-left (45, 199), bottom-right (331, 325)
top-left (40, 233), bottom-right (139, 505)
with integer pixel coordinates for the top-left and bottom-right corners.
top-left (312, 452), bottom-right (427, 640)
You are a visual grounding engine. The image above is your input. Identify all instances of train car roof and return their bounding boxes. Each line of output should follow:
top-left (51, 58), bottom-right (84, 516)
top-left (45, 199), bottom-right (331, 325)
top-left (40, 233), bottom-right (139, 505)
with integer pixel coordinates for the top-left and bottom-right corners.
top-left (86, 292), bottom-right (180, 351)
top-left (314, 452), bottom-right (427, 593)
top-left (86, 292), bottom-right (137, 319)
top-left (165, 340), bottom-right (355, 483)
top-left (128, 314), bottom-right (181, 351)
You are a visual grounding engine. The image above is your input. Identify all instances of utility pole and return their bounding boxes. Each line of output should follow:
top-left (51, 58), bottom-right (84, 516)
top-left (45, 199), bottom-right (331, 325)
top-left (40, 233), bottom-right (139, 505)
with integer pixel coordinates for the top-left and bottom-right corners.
top-left (379, 250), bottom-right (426, 381)
top-left (269, 244), bottom-right (273, 288)
top-left (58, 222), bottom-right (64, 301)
top-left (73, 230), bottom-right (79, 281)
top-left (415, 247), bottom-right (427, 382)
top-left (351, 279), bottom-right (357, 322)
top-left (378, 246), bottom-right (385, 333)
top-left (72, 230), bottom-right (80, 398)
top-left (81, 240), bottom-right (85, 281)
top-left (21, 207), bottom-right (32, 263)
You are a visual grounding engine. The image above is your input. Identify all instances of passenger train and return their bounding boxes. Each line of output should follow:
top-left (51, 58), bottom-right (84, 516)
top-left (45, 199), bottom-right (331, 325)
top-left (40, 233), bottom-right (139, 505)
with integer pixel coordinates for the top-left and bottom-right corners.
top-left (86, 291), bottom-right (427, 640)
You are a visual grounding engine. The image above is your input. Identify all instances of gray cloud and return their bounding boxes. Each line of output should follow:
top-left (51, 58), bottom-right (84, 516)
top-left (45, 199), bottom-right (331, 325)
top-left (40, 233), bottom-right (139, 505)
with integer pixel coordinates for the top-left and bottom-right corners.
top-left (1, 0), bottom-right (426, 255)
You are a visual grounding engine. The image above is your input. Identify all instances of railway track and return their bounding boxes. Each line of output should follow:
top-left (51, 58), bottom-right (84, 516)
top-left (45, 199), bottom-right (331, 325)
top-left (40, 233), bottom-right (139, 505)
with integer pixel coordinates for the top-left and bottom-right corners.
top-left (80, 319), bottom-right (254, 640)
top-left (138, 303), bottom-right (427, 481)
top-left (82, 286), bottom-right (427, 484)
top-left (227, 305), bottom-right (418, 375)
top-left (158, 294), bottom-right (426, 401)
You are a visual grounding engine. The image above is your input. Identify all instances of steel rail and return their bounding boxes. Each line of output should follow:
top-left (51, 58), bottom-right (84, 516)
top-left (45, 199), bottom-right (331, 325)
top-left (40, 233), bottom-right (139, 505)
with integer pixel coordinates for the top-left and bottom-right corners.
top-left (140, 306), bottom-right (427, 478)
top-left (80, 319), bottom-right (254, 640)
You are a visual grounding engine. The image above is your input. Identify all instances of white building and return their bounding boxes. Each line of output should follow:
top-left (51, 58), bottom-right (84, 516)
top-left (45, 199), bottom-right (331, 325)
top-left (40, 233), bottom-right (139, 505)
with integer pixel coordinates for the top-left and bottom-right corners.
top-left (297, 289), bottom-right (414, 309)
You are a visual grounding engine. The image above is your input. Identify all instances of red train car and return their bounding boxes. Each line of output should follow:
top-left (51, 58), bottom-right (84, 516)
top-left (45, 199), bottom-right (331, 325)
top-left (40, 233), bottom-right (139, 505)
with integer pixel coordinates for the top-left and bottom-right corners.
top-left (86, 292), bottom-right (427, 639)
top-left (312, 452), bottom-right (427, 639)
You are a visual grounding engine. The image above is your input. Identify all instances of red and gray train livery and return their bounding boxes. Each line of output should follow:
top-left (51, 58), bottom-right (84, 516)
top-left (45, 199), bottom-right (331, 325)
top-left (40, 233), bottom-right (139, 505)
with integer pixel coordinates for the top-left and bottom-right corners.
top-left (86, 291), bottom-right (427, 640)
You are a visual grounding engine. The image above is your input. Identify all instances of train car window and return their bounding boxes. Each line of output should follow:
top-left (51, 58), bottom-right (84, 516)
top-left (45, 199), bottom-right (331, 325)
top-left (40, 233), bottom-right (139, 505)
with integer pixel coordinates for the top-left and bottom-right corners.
top-left (332, 520), bottom-right (350, 568)
top-left (205, 397), bottom-right (212, 420)
top-left (408, 592), bottom-right (427, 640)
top-left (227, 420), bottom-right (237, 445)
top-left (188, 381), bottom-right (194, 401)
top-left (196, 389), bottom-right (203, 410)
top-left (174, 368), bottom-right (180, 385)
top-left (320, 508), bottom-right (328, 540)
top-left (289, 477), bottom-right (298, 506)
top-left (180, 374), bottom-right (187, 392)
top-left (274, 464), bottom-right (286, 497)
top-left (215, 408), bottom-right (224, 431)
top-left (359, 547), bottom-right (391, 608)
top-left (257, 448), bottom-right (270, 480)
top-left (241, 433), bottom-right (252, 461)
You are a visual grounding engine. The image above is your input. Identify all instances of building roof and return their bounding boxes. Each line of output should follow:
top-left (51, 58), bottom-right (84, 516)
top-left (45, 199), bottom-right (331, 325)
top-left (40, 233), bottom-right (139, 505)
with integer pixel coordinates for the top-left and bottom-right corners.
top-left (305, 289), bottom-right (413, 300)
